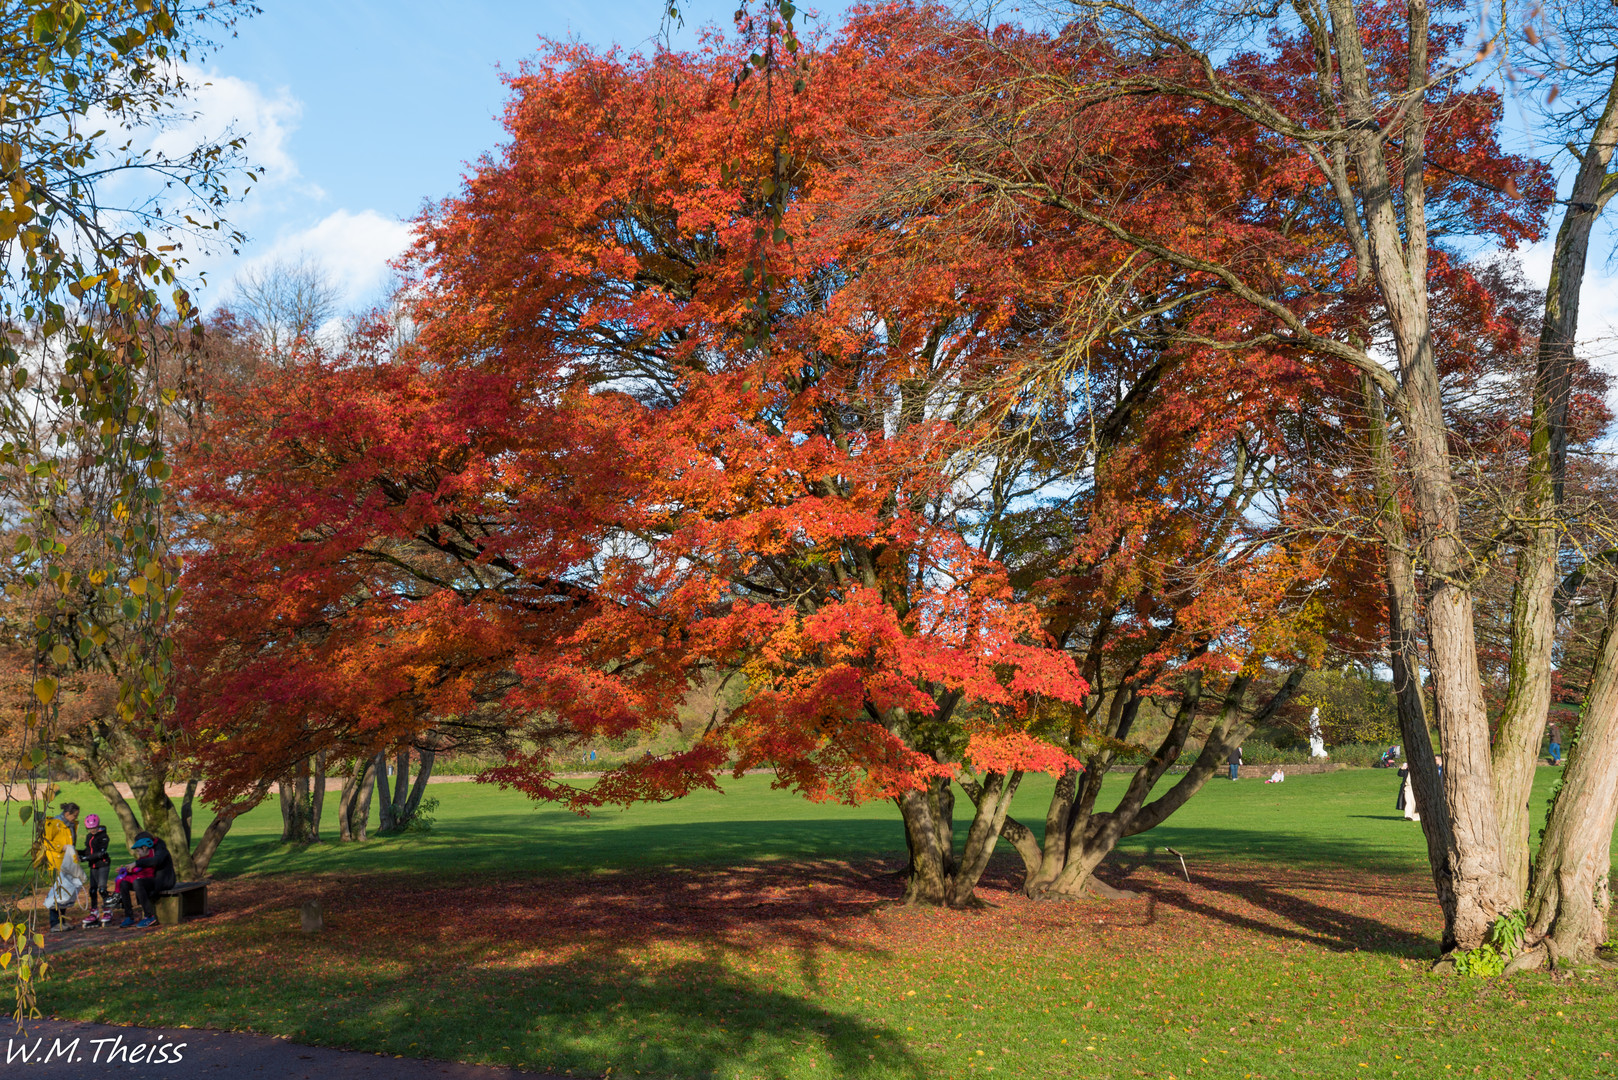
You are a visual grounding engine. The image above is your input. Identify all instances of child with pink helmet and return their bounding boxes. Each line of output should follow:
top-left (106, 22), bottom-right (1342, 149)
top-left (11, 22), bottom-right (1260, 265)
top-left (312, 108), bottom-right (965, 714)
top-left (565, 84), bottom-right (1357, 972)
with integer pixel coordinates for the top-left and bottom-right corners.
top-left (80, 813), bottom-right (112, 927)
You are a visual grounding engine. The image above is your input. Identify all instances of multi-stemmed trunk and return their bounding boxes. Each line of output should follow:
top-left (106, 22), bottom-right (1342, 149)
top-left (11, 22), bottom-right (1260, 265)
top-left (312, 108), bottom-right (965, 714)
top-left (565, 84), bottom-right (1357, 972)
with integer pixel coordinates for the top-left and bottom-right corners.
top-left (992, 669), bottom-right (1304, 901)
top-left (62, 719), bottom-right (262, 878)
top-left (897, 776), bottom-right (958, 905)
top-left (338, 755), bottom-right (379, 841)
top-left (278, 754), bottom-right (326, 843)
top-left (370, 748), bottom-right (438, 834)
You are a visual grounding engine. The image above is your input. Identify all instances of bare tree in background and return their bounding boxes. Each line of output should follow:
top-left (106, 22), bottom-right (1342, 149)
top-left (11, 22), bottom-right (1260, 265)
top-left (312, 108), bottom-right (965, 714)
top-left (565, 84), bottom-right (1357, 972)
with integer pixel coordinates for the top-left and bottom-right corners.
top-left (229, 254), bottom-right (343, 363)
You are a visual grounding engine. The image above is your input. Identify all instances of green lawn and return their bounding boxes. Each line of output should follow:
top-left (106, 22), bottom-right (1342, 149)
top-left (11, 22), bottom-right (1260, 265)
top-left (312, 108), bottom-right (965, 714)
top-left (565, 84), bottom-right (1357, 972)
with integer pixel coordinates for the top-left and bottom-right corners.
top-left (14, 765), bottom-right (1568, 881)
top-left (29, 767), bottom-right (1617, 1080)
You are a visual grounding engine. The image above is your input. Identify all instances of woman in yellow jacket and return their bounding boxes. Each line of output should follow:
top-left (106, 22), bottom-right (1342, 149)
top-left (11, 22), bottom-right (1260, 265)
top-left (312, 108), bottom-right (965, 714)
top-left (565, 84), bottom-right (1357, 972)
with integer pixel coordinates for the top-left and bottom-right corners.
top-left (32, 803), bottom-right (83, 931)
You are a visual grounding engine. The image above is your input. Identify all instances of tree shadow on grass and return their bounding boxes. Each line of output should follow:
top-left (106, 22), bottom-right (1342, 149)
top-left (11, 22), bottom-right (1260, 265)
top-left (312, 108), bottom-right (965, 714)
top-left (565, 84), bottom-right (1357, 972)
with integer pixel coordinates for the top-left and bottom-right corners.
top-left (203, 814), bottom-right (916, 881)
top-left (1110, 824), bottom-right (1430, 873)
top-left (1104, 853), bottom-right (1439, 958)
top-left (48, 861), bottom-right (928, 1080)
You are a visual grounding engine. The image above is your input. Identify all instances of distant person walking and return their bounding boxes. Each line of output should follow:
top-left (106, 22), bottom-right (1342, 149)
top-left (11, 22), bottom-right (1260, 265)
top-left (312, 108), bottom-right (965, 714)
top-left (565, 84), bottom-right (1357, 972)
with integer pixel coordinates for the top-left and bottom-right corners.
top-left (1227, 744), bottom-right (1242, 781)
top-left (1397, 762), bottom-right (1419, 822)
top-left (1547, 721), bottom-right (1563, 766)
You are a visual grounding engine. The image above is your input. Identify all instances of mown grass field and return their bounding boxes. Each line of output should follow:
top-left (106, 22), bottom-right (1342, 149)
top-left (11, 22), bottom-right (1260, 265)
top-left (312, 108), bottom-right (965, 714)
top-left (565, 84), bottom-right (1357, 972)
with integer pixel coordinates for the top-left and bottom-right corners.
top-left (23, 767), bottom-right (1617, 1080)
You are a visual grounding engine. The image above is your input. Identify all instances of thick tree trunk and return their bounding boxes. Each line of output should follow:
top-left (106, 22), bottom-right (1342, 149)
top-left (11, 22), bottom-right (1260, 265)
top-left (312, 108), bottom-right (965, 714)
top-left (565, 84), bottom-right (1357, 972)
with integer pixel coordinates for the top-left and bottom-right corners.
top-left (1407, 387), bottom-right (1513, 951)
top-left (80, 758), bottom-right (143, 847)
top-left (138, 777), bottom-right (200, 881)
top-left (1328, 0), bottom-right (1513, 950)
top-left (897, 777), bottom-right (957, 905)
top-left (278, 779), bottom-right (298, 841)
top-left (1494, 523), bottom-right (1560, 899)
top-left (188, 779), bottom-right (271, 876)
top-left (1527, 594), bottom-right (1618, 964)
top-left (338, 784), bottom-right (355, 841)
top-left (338, 762), bottom-right (361, 842)
top-left (1363, 375), bottom-right (1459, 940)
top-left (373, 752), bottom-right (396, 834)
top-left (1019, 767), bottom-right (1078, 895)
top-left (278, 759), bottom-right (317, 844)
top-left (188, 814), bottom-right (237, 877)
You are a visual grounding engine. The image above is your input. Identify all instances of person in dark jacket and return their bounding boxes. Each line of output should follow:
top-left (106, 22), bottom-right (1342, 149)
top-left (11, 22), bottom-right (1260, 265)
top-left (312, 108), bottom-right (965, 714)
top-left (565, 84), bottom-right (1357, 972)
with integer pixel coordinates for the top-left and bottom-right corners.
top-left (117, 832), bottom-right (175, 928)
top-left (80, 814), bottom-right (112, 927)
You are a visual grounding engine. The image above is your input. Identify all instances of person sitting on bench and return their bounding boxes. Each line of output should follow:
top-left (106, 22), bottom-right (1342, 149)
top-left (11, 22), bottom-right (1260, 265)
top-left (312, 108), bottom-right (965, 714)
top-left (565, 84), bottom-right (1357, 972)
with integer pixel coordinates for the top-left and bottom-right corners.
top-left (117, 832), bottom-right (175, 929)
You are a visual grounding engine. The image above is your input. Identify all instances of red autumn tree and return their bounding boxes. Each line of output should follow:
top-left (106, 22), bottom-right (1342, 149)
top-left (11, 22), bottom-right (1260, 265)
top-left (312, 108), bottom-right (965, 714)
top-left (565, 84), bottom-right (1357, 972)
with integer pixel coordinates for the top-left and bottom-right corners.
top-left (176, 13), bottom-right (1104, 905)
top-left (177, 5), bottom-right (1515, 910)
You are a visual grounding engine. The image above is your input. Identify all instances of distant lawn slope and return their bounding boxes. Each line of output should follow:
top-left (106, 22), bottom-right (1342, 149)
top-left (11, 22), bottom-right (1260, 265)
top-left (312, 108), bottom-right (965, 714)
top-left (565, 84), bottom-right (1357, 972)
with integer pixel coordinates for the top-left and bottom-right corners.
top-left (6, 766), bottom-right (1574, 882)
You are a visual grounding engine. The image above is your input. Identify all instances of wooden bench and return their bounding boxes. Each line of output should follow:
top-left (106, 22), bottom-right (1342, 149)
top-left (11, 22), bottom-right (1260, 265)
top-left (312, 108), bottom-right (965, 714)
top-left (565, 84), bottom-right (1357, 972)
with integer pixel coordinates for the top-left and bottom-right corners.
top-left (154, 881), bottom-right (209, 926)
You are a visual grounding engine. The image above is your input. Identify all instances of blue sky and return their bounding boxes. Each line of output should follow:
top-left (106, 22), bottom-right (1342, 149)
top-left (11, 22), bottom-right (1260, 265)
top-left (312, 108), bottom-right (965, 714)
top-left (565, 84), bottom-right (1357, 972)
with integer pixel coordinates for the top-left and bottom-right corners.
top-left (189, 2), bottom-right (850, 312)
top-left (186, 1), bottom-right (1616, 401)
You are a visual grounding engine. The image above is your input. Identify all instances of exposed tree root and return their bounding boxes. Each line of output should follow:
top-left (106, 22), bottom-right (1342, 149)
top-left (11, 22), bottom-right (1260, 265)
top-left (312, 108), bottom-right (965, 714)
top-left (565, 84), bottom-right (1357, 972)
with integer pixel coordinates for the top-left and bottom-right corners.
top-left (1085, 876), bottom-right (1140, 901)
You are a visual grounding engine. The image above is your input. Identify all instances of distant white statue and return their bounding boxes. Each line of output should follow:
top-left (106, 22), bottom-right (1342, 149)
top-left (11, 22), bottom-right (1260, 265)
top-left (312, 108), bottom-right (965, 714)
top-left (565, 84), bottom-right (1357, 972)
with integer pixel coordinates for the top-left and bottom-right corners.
top-left (1307, 706), bottom-right (1328, 758)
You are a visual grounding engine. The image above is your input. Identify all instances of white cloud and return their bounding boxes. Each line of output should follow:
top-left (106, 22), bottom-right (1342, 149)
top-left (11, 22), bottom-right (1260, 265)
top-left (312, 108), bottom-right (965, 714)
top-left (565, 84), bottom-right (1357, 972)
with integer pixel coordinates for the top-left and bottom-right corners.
top-left (103, 64), bottom-right (413, 316)
top-left (149, 64), bottom-right (307, 191)
top-left (224, 209), bottom-right (417, 312)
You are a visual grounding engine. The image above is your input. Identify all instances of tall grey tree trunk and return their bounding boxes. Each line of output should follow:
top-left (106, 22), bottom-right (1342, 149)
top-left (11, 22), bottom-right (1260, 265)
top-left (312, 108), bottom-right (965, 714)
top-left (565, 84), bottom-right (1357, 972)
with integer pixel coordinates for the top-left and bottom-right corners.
top-left (1528, 589), bottom-right (1618, 964)
top-left (1324, 0), bottom-right (1514, 948)
top-left (1497, 61), bottom-right (1618, 904)
top-left (1363, 375), bottom-right (1459, 940)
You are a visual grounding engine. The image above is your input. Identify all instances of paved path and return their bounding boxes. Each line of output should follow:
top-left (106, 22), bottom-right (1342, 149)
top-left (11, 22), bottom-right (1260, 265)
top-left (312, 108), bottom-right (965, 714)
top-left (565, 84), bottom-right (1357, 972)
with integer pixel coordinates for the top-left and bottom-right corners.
top-left (0, 1020), bottom-right (560, 1078)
